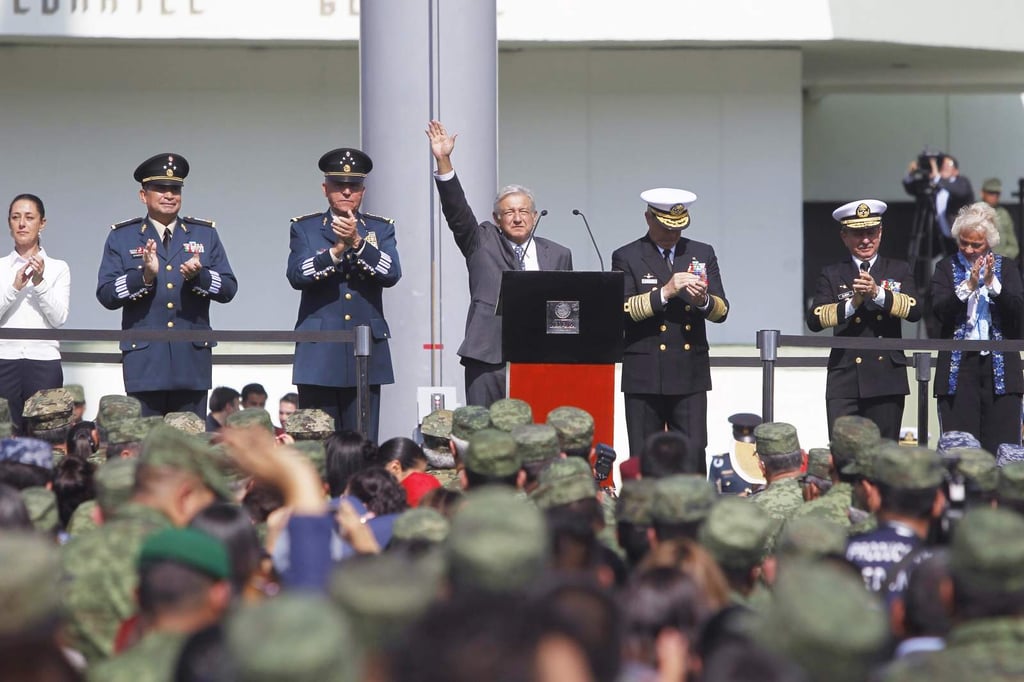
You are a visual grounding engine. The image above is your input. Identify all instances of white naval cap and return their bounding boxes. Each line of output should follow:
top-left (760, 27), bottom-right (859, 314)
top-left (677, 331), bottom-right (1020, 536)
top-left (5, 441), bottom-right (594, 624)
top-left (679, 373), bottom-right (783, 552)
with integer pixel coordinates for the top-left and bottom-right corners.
top-left (832, 199), bottom-right (887, 229)
top-left (641, 187), bottom-right (698, 230)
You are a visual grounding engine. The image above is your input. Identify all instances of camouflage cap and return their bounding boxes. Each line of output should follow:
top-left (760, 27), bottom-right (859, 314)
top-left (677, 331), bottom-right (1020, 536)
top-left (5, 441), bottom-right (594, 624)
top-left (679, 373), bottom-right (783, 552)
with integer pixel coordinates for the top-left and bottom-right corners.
top-left (67, 499), bottom-right (99, 536)
top-left (22, 388), bottom-right (74, 429)
top-left (95, 457), bottom-right (139, 516)
top-left (947, 447), bottom-right (998, 493)
top-left (227, 594), bottom-right (354, 682)
top-left (95, 394), bottom-right (142, 429)
top-left (226, 408), bottom-right (275, 435)
top-left (108, 416), bottom-right (164, 446)
top-left (754, 422), bottom-right (800, 457)
top-left (937, 430), bottom-right (981, 455)
top-left (530, 457), bottom-right (596, 509)
top-left (511, 423), bottom-right (560, 464)
top-left (464, 428), bottom-right (522, 477)
top-left (756, 561), bottom-right (888, 682)
top-left (616, 478), bottom-right (658, 525)
top-left (0, 437), bottom-right (52, 469)
top-left (805, 448), bottom-right (832, 480)
top-left (830, 415), bottom-right (881, 469)
top-left (446, 486), bottom-right (548, 593)
top-left (488, 399), bottom-right (533, 432)
top-left (139, 425), bottom-right (232, 500)
top-left (699, 497), bottom-right (774, 569)
top-left (775, 516), bottom-right (848, 561)
top-left (292, 441), bottom-right (327, 480)
top-left (650, 474), bottom-right (716, 524)
top-left (420, 409), bottom-right (453, 439)
top-left (329, 551), bottom-right (444, 651)
top-left (998, 461), bottom-right (1024, 503)
top-left (0, 532), bottom-right (61, 636)
top-left (868, 443), bottom-right (944, 490)
top-left (840, 438), bottom-right (890, 479)
top-left (451, 405), bottom-right (491, 441)
top-left (996, 443), bottom-right (1024, 467)
top-left (950, 507), bottom-right (1024, 593)
top-left (546, 406), bottom-right (595, 452)
top-left (163, 411), bottom-right (206, 435)
top-left (64, 384), bottom-right (85, 403)
top-left (20, 486), bottom-right (58, 533)
top-left (391, 507), bottom-right (450, 544)
top-left (285, 409), bottom-right (334, 441)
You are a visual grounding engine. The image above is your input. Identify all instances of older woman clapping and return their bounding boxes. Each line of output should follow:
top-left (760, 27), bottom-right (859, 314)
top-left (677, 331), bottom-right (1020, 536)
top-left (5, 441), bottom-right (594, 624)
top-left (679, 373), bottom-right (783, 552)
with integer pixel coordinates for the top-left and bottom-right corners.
top-left (932, 201), bottom-right (1024, 453)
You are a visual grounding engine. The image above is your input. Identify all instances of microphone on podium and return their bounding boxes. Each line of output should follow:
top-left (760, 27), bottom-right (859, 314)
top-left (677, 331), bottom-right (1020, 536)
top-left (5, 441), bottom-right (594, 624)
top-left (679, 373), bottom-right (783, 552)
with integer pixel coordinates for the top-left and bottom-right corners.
top-left (572, 208), bottom-right (604, 271)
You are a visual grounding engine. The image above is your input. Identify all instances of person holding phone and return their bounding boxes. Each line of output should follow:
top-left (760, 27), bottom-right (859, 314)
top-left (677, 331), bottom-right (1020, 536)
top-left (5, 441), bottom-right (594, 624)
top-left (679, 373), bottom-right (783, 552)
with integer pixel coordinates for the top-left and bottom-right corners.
top-left (287, 148), bottom-right (401, 441)
top-left (932, 201), bottom-right (1024, 453)
top-left (0, 193), bottom-right (70, 433)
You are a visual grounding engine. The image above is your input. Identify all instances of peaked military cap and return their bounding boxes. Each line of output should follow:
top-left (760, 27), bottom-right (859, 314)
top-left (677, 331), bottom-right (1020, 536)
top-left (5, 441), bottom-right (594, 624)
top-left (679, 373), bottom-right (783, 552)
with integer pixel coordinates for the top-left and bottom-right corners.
top-left (488, 399), bottom-right (533, 432)
top-left (134, 152), bottom-right (189, 186)
top-left (391, 507), bottom-right (450, 544)
top-left (951, 508), bottom-right (1024, 593)
top-left (319, 147), bottom-right (372, 184)
top-left (805, 448), bottom-right (832, 480)
top-left (96, 395), bottom-right (142, 429)
top-left (139, 425), bottom-right (232, 500)
top-left (641, 187), bottom-right (697, 230)
top-left (108, 416), bottom-right (163, 445)
top-left (830, 416), bottom-right (881, 468)
top-left (616, 478), bottom-right (657, 525)
top-left (832, 198), bottom-right (887, 229)
top-left (531, 457), bottom-right (596, 509)
top-left (754, 422), bottom-right (800, 457)
top-left (869, 443), bottom-right (943, 489)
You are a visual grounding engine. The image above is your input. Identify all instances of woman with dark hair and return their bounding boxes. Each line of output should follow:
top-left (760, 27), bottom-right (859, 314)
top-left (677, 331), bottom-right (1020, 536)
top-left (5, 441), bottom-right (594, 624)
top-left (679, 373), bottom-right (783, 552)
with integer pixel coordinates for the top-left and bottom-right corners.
top-left (190, 502), bottom-right (270, 602)
top-left (324, 430), bottom-right (379, 497)
top-left (346, 467), bottom-right (408, 517)
top-left (0, 482), bottom-right (32, 530)
top-left (379, 436), bottom-right (428, 482)
top-left (65, 421), bottom-right (98, 461)
top-left (52, 456), bottom-right (95, 531)
top-left (0, 194), bottom-right (70, 434)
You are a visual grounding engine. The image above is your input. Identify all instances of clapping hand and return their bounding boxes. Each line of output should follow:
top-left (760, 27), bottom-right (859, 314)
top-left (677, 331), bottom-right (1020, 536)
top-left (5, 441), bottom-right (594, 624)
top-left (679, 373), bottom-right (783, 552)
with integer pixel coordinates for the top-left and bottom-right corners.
top-left (180, 253), bottom-right (202, 281)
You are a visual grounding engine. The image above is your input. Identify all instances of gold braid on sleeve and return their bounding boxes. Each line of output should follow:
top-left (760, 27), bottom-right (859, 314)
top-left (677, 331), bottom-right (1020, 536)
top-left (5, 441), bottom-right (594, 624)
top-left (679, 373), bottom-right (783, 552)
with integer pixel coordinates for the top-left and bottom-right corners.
top-left (890, 293), bottom-right (916, 320)
top-left (814, 303), bottom-right (839, 328)
top-left (707, 295), bottom-right (728, 322)
top-left (625, 293), bottom-right (655, 322)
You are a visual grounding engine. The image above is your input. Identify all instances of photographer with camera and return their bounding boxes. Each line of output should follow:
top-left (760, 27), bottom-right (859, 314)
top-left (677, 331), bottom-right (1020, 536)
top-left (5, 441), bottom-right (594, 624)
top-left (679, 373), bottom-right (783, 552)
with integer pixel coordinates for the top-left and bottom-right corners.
top-left (904, 152), bottom-right (975, 255)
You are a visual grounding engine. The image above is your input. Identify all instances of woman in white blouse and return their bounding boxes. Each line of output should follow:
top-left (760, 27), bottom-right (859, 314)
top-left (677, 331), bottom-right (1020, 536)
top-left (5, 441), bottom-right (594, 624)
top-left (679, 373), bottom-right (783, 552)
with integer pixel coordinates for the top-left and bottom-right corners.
top-left (0, 194), bottom-right (70, 434)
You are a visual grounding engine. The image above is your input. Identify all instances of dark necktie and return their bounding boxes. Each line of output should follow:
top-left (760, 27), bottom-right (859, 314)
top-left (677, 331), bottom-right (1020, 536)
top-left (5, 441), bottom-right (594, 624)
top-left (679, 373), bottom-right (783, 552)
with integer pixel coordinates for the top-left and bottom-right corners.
top-left (663, 248), bottom-right (673, 268)
top-left (860, 260), bottom-right (870, 273)
top-left (514, 244), bottom-right (525, 270)
top-left (163, 229), bottom-right (173, 250)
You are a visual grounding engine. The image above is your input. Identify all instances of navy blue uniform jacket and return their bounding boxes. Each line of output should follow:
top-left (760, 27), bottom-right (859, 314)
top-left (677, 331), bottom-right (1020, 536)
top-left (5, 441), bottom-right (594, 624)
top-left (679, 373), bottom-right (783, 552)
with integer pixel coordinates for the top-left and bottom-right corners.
top-left (96, 216), bottom-right (237, 393)
top-left (287, 210), bottom-right (400, 387)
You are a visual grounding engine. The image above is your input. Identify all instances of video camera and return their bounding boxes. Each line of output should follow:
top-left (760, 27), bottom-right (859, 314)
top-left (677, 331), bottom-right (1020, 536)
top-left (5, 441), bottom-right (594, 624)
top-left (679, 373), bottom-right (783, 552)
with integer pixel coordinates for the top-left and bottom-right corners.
top-left (905, 147), bottom-right (947, 196)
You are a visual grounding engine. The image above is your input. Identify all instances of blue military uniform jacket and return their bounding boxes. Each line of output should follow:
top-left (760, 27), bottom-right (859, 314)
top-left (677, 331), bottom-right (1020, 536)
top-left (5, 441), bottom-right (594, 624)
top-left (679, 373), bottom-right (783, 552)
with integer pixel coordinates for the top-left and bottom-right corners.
top-left (96, 216), bottom-right (237, 393)
top-left (287, 209), bottom-right (400, 388)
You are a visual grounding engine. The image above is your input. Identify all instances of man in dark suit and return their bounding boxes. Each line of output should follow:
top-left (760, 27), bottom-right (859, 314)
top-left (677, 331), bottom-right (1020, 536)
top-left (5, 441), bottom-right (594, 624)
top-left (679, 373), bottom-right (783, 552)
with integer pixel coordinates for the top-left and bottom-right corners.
top-left (97, 153), bottom-right (237, 418)
top-left (426, 120), bottom-right (573, 407)
top-left (904, 153), bottom-right (974, 255)
top-left (287, 148), bottom-right (401, 441)
top-left (611, 188), bottom-right (729, 465)
top-left (807, 199), bottom-right (922, 440)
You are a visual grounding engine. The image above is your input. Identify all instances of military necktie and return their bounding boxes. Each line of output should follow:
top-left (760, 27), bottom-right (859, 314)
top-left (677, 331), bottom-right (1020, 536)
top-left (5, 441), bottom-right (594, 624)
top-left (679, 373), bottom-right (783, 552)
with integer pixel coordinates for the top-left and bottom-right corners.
top-left (514, 244), bottom-right (525, 270)
top-left (163, 229), bottom-right (173, 250)
top-left (663, 248), bottom-right (673, 268)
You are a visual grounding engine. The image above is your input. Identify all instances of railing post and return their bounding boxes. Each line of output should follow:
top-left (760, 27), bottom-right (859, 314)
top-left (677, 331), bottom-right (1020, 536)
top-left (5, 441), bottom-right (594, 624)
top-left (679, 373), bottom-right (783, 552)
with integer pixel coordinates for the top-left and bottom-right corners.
top-left (354, 325), bottom-right (372, 438)
top-left (914, 352), bottom-right (931, 447)
top-left (757, 329), bottom-right (780, 423)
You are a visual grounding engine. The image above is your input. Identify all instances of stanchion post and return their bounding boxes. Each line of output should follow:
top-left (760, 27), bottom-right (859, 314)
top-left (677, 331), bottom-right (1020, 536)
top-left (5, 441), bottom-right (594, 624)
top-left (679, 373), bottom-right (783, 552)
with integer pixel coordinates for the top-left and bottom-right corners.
top-left (757, 330), bottom-right (780, 422)
top-left (354, 325), bottom-right (372, 438)
top-left (914, 352), bottom-right (931, 447)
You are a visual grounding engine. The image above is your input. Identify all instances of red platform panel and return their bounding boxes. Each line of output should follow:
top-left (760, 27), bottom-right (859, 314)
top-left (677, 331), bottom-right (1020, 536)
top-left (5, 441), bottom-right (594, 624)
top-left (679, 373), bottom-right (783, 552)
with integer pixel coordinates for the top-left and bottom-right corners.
top-left (507, 363), bottom-right (615, 447)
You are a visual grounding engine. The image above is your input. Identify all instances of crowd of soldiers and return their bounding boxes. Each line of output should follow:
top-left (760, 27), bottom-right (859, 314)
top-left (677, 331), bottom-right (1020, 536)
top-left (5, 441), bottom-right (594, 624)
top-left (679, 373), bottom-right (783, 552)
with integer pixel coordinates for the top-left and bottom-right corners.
top-left (4, 382), bottom-right (1024, 681)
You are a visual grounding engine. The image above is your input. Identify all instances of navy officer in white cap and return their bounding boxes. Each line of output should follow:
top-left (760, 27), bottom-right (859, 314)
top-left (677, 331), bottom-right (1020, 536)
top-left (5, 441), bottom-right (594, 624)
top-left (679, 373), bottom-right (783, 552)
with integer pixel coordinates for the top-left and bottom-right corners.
top-left (807, 199), bottom-right (921, 440)
top-left (611, 187), bottom-right (729, 465)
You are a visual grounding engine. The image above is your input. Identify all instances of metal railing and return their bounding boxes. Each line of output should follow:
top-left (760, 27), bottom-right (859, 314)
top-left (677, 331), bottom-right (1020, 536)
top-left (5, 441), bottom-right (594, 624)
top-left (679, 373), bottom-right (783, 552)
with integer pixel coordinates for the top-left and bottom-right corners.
top-left (0, 326), bottom-right (373, 436)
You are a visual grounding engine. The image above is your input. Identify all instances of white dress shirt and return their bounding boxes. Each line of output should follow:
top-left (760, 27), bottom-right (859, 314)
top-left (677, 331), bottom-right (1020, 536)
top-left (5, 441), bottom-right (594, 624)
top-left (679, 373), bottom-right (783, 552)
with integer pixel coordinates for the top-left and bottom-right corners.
top-left (0, 248), bottom-right (70, 360)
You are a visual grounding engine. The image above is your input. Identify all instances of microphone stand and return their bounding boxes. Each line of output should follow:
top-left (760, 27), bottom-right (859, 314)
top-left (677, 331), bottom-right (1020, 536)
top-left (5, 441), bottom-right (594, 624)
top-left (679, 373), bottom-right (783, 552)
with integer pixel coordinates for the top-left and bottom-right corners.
top-left (572, 208), bottom-right (604, 271)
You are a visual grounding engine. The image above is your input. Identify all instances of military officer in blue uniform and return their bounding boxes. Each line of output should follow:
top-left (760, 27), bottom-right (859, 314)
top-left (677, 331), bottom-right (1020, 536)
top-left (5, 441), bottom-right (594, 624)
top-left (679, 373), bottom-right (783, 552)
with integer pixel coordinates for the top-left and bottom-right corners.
top-left (708, 412), bottom-right (767, 495)
top-left (97, 153), bottom-right (237, 418)
top-left (287, 148), bottom-right (400, 441)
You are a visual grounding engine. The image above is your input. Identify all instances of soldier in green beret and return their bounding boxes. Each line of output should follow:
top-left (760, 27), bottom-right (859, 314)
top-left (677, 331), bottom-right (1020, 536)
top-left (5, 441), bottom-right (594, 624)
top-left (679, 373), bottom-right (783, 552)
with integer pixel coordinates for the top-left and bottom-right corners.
top-left (881, 508), bottom-right (1024, 682)
top-left (489, 398), bottom-right (532, 432)
top-left (699, 496), bottom-right (774, 605)
top-left (750, 422), bottom-right (805, 521)
top-left (61, 425), bottom-right (230, 663)
top-left (461, 428), bottom-right (523, 490)
top-left (87, 527), bottom-right (232, 682)
top-left (845, 443), bottom-right (944, 594)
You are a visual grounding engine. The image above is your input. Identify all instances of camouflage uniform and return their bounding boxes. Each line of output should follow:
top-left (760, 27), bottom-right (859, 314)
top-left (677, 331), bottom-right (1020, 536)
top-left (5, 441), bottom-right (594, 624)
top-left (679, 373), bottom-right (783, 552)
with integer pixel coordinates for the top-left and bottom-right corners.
top-left (285, 408), bottom-right (334, 442)
top-left (163, 411), bottom-right (205, 435)
top-left (225, 407), bottom-right (275, 434)
top-left (21, 486), bottom-right (58, 534)
top-left (86, 630), bottom-right (188, 682)
top-left (793, 480), bottom-right (853, 528)
top-left (391, 507), bottom-right (450, 544)
top-left (546, 405), bottom-right (595, 453)
top-left (22, 388), bottom-right (74, 464)
top-left (650, 475), bottom-right (716, 527)
top-left (421, 408), bottom-right (459, 489)
top-left (699, 496), bottom-right (773, 606)
top-left (749, 423), bottom-right (804, 521)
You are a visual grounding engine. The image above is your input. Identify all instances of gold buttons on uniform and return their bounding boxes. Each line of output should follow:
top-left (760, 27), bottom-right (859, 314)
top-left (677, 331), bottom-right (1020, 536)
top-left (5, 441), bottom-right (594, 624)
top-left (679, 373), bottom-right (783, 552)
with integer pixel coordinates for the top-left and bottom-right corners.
top-left (685, 305), bottom-right (692, 312)
top-left (344, 314), bottom-right (351, 321)
top-left (877, 314), bottom-right (883, 321)
top-left (659, 344), bottom-right (667, 351)
top-left (854, 316), bottom-right (861, 324)
top-left (166, 302), bottom-right (174, 309)
top-left (165, 264), bottom-right (172, 271)
top-left (855, 357), bottom-right (862, 364)
top-left (684, 343), bottom-right (691, 351)
top-left (131, 343), bottom-right (137, 349)
top-left (878, 356), bottom-right (884, 361)
top-left (167, 282), bottom-right (174, 289)
top-left (659, 324), bottom-right (667, 332)
top-left (685, 324), bottom-right (692, 331)
top-left (167, 321), bottom-right (174, 328)
top-left (345, 293), bottom-right (352, 300)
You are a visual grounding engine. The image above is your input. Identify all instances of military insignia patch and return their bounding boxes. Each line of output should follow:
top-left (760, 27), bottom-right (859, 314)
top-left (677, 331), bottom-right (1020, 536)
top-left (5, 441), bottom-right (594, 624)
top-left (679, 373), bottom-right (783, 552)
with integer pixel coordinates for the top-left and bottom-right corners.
top-left (641, 274), bottom-right (658, 285)
top-left (838, 291), bottom-right (854, 301)
top-left (687, 259), bottom-right (707, 281)
top-left (129, 246), bottom-right (145, 258)
top-left (183, 241), bottom-right (205, 254)
top-left (365, 232), bottom-right (378, 248)
top-left (881, 279), bottom-right (901, 293)
top-left (856, 203), bottom-right (871, 218)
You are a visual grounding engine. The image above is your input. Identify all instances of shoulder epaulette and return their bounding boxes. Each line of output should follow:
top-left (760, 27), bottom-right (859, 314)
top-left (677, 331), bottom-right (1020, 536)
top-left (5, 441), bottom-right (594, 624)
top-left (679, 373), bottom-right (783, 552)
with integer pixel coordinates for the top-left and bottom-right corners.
top-left (182, 216), bottom-right (216, 228)
top-left (291, 211), bottom-right (322, 223)
top-left (361, 212), bottom-right (394, 224)
top-left (110, 217), bottom-right (143, 230)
